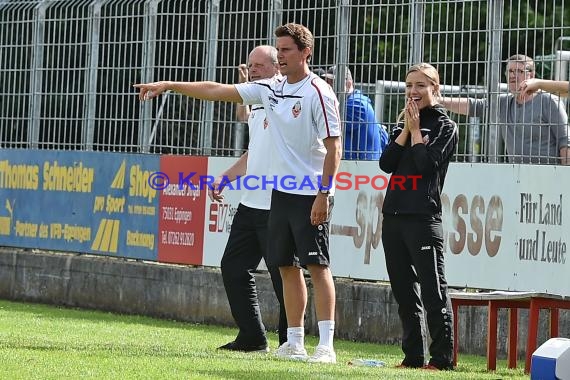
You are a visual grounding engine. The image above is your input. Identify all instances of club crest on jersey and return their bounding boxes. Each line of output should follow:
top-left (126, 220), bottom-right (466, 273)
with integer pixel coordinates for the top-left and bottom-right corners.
top-left (292, 101), bottom-right (302, 118)
top-left (422, 134), bottom-right (430, 144)
top-left (263, 118), bottom-right (269, 129)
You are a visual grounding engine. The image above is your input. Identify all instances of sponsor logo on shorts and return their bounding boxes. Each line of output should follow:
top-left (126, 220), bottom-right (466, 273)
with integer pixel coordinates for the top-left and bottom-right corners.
top-left (420, 245), bottom-right (431, 250)
top-left (308, 251), bottom-right (318, 256)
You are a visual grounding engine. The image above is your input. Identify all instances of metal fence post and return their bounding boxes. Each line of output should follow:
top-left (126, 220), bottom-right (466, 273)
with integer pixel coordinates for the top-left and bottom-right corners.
top-left (485, 0), bottom-right (504, 163)
top-left (139, 0), bottom-right (160, 153)
top-left (409, 0), bottom-right (424, 65)
top-left (335, 0), bottom-right (351, 123)
top-left (200, 0), bottom-right (220, 156)
top-left (29, 0), bottom-right (48, 148)
top-left (268, 0), bottom-right (282, 46)
top-left (83, 0), bottom-right (103, 151)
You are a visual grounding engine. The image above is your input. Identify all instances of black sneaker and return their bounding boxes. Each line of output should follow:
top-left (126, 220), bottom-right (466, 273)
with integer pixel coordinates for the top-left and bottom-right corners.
top-left (217, 341), bottom-right (269, 353)
top-left (395, 360), bottom-right (424, 369)
top-left (426, 360), bottom-right (455, 371)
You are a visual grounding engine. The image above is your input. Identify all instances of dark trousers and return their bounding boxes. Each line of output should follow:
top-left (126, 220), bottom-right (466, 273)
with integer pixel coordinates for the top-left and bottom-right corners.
top-left (221, 203), bottom-right (287, 346)
top-left (381, 214), bottom-right (454, 369)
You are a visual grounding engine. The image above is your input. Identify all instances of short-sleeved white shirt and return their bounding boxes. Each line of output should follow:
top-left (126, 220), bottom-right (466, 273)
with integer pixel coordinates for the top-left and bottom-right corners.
top-left (241, 104), bottom-right (272, 210)
top-left (235, 73), bottom-right (341, 196)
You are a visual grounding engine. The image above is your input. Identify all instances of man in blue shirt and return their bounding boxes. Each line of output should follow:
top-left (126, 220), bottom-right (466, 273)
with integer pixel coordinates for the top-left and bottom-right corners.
top-left (323, 66), bottom-right (389, 160)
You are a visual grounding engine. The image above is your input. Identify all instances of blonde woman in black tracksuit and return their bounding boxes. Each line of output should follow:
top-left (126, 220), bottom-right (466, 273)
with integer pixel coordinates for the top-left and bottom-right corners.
top-left (379, 63), bottom-right (458, 371)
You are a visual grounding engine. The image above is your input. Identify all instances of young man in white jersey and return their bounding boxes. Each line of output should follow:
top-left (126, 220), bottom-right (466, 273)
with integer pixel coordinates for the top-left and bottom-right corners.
top-left (209, 46), bottom-right (287, 352)
top-left (134, 23), bottom-right (342, 364)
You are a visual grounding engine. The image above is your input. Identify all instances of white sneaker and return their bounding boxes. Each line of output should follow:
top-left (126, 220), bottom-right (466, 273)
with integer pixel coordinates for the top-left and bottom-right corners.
top-left (275, 342), bottom-right (308, 361)
top-left (307, 345), bottom-right (337, 363)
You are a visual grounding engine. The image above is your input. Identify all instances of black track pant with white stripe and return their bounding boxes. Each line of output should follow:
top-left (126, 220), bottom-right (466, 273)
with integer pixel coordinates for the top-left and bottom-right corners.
top-left (381, 214), bottom-right (454, 370)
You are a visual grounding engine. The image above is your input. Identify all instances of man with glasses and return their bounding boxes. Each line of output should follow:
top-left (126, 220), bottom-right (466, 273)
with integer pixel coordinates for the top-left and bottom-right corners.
top-left (209, 45), bottom-right (288, 353)
top-left (439, 54), bottom-right (569, 164)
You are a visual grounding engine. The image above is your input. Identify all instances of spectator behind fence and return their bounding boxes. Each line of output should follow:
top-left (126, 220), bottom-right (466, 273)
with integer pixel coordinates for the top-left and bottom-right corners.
top-left (322, 66), bottom-right (389, 160)
top-left (312, 67), bottom-right (326, 78)
top-left (439, 54), bottom-right (570, 165)
top-left (380, 63), bottom-right (458, 371)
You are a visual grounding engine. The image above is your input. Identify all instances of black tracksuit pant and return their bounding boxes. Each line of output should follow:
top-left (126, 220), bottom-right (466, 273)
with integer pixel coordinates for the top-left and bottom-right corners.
top-left (381, 213), bottom-right (454, 369)
top-left (221, 203), bottom-right (287, 346)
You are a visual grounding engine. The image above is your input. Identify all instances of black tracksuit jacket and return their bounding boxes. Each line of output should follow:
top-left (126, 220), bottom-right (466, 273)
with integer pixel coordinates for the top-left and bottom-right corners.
top-left (379, 104), bottom-right (458, 215)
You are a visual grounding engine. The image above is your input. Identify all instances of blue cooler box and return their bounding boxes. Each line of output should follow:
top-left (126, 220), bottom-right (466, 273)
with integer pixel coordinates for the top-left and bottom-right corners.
top-left (531, 338), bottom-right (570, 380)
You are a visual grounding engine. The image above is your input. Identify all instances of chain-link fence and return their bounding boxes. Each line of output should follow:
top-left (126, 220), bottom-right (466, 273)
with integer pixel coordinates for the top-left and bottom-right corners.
top-left (1, 0), bottom-right (569, 163)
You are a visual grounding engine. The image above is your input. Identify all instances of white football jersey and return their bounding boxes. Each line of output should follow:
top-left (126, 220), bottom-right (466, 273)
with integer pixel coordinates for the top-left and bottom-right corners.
top-left (235, 73), bottom-right (341, 196)
top-left (241, 104), bottom-right (272, 209)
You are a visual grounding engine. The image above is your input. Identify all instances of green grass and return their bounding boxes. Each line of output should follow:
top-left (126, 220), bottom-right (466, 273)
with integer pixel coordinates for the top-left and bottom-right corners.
top-left (0, 299), bottom-right (528, 379)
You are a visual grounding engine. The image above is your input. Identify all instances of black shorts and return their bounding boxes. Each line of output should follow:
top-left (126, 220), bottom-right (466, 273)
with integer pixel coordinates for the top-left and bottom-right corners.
top-left (266, 189), bottom-right (333, 267)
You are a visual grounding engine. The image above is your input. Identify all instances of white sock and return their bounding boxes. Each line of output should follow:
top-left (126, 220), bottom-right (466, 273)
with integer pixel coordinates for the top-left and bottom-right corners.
top-left (287, 327), bottom-right (304, 348)
top-left (318, 320), bottom-right (335, 348)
